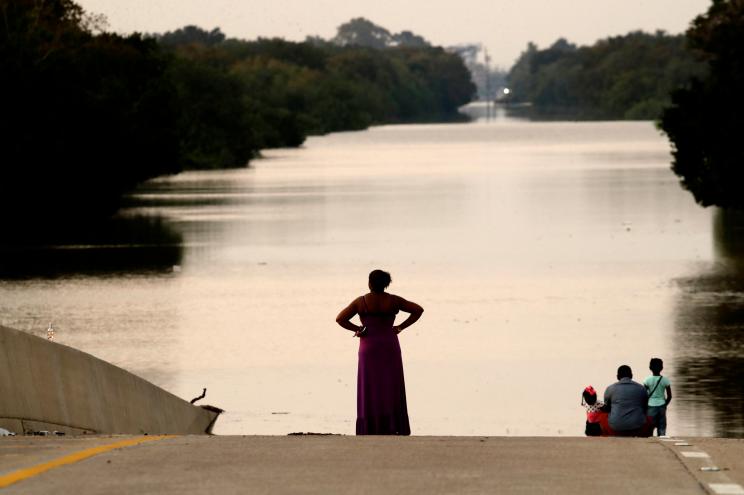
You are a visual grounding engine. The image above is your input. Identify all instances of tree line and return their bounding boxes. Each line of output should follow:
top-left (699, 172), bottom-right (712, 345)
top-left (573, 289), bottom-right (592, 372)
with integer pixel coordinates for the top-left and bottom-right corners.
top-left (506, 31), bottom-right (707, 120)
top-left (156, 21), bottom-right (474, 170)
top-left (0, 3), bottom-right (474, 232)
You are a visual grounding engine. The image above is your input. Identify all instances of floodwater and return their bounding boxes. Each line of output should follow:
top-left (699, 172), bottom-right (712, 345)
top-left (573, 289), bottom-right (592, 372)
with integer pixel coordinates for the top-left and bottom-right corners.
top-left (2, 116), bottom-right (744, 437)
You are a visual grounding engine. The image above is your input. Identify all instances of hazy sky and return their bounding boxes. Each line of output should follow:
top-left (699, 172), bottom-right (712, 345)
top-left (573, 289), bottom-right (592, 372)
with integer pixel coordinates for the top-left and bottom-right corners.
top-left (76, 0), bottom-right (711, 67)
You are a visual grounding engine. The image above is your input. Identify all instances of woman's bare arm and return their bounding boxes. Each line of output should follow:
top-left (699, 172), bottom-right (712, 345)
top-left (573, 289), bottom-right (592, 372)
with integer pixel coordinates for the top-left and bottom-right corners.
top-left (336, 298), bottom-right (364, 334)
top-left (393, 296), bottom-right (424, 334)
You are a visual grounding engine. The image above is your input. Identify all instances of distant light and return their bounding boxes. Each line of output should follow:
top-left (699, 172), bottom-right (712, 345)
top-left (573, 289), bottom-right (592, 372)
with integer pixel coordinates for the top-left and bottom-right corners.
top-left (503, 88), bottom-right (511, 95)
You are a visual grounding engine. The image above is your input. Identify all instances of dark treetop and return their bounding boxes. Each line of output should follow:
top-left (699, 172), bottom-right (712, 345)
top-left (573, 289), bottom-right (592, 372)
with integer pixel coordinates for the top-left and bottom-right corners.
top-left (659, 0), bottom-right (744, 209)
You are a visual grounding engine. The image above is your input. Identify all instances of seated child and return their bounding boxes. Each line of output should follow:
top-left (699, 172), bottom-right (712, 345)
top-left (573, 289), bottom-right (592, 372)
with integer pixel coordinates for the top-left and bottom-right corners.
top-left (582, 386), bottom-right (608, 436)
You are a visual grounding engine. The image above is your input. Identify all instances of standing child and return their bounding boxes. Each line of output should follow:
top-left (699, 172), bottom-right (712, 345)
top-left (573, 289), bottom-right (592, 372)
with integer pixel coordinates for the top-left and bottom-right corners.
top-left (644, 358), bottom-right (672, 436)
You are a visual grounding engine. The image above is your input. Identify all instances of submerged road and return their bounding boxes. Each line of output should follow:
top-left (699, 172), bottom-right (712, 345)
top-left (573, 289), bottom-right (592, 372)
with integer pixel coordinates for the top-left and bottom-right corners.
top-left (1, 436), bottom-right (744, 494)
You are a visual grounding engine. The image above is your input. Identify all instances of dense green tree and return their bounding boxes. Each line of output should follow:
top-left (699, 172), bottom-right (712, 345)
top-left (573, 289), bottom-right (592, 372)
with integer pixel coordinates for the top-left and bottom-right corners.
top-left (660, 0), bottom-right (744, 208)
top-left (166, 57), bottom-right (259, 169)
top-left (0, 0), bottom-right (181, 231)
top-left (392, 31), bottom-right (430, 48)
top-left (409, 48), bottom-right (475, 111)
top-left (221, 37), bottom-right (329, 70)
top-left (162, 25), bottom-right (474, 140)
top-left (506, 32), bottom-right (705, 119)
top-left (157, 25), bottom-right (225, 47)
top-left (332, 17), bottom-right (393, 49)
top-left (331, 18), bottom-right (431, 49)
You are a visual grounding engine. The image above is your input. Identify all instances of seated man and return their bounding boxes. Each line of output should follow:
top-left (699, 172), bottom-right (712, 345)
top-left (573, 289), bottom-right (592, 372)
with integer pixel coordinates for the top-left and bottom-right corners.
top-left (603, 365), bottom-right (651, 436)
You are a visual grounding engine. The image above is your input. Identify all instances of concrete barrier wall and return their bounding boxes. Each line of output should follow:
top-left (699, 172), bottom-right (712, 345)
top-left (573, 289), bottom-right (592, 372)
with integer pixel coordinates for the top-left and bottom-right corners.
top-left (0, 325), bottom-right (220, 435)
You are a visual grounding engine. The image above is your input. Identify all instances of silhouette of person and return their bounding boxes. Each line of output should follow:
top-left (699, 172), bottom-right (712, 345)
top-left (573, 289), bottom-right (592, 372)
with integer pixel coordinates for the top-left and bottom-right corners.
top-left (336, 269), bottom-right (423, 435)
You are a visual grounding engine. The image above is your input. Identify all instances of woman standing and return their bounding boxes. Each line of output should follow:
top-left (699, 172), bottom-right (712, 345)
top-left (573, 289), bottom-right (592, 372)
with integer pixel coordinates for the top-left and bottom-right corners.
top-left (336, 269), bottom-right (424, 435)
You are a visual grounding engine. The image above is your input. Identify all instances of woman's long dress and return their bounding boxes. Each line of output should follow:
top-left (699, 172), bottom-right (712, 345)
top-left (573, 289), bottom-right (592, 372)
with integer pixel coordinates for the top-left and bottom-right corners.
top-left (357, 297), bottom-right (411, 435)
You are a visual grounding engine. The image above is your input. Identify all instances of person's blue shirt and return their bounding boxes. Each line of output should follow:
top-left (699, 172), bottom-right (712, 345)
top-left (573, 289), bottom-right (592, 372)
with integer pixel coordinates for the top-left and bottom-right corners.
top-left (604, 377), bottom-right (648, 431)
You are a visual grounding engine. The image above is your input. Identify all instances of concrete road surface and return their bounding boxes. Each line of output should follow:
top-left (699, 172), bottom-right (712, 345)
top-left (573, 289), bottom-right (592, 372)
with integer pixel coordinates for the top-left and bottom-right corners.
top-left (2, 435), bottom-right (744, 494)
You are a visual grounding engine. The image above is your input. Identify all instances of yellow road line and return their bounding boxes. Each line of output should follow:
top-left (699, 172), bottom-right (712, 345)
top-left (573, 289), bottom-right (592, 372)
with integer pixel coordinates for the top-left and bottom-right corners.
top-left (0, 435), bottom-right (173, 489)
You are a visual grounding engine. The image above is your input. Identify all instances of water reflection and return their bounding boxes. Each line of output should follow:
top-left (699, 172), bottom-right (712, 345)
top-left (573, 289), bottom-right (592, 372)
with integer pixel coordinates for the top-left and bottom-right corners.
top-left (673, 209), bottom-right (744, 437)
top-left (0, 215), bottom-right (183, 278)
top-left (0, 121), bottom-right (731, 435)
top-left (0, 214), bottom-right (185, 391)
